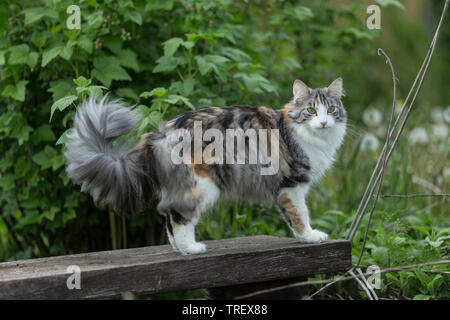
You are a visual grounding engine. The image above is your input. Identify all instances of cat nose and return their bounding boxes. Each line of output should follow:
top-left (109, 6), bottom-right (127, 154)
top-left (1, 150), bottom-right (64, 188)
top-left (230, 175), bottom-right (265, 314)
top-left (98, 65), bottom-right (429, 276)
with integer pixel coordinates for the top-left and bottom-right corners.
top-left (320, 121), bottom-right (327, 127)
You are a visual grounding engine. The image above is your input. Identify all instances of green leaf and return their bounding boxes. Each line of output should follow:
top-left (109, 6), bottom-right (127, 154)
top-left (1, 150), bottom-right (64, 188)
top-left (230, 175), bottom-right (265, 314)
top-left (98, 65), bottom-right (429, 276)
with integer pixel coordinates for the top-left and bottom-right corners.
top-left (195, 55), bottom-right (230, 81)
top-left (77, 35), bottom-right (93, 54)
top-left (115, 49), bottom-right (139, 71)
top-left (220, 47), bottom-right (251, 62)
top-left (31, 30), bottom-right (50, 49)
top-left (59, 44), bottom-right (74, 60)
top-left (119, 0), bottom-right (135, 9)
top-left (31, 151), bottom-right (50, 169)
top-left (62, 209), bottom-right (77, 224)
top-left (35, 125), bottom-right (56, 142)
top-left (376, 0), bottom-right (405, 10)
top-left (48, 79), bottom-right (74, 101)
top-left (371, 246), bottom-right (390, 265)
top-left (74, 76), bottom-right (92, 88)
top-left (32, 145), bottom-right (58, 170)
top-left (124, 10), bottom-right (142, 25)
top-left (145, 0), bottom-right (174, 11)
top-left (204, 54), bottom-right (230, 65)
top-left (234, 72), bottom-right (270, 93)
top-left (0, 174), bottom-right (15, 191)
top-left (413, 269), bottom-right (431, 287)
top-left (10, 125), bottom-right (33, 144)
top-left (343, 27), bottom-right (375, 40)
top-left (162, 38), bottom-right (184, 57)
top-left (427, 274), bottom-right (443, 293)
top-left (50, 95), bottom-right (78, 122)
top-left (21, 7), bottom-right (58, 25)
top-left (43, 207), bottom-right (60, 221)
top-left (116, 88), bottom-right (139, 103)
top-left (91, 57), bottom-right (131, 87)
top-left (76, 85), bottom-right (107, 100)
top-left (27, 52), bottom-right (39, 68)
top-left (164, 94), bottom-right (195, 110)
top-left (2, 80), bottom-right (28, 101)
top-left (0, 3), bottom-right (9, 35)
top-left (426, 239), bottom-right (443, 248)
top-left (413, 294), bottom-right (432, 300)
top-left (86, 12), bottom-right (104, 29)
top-left (181, 41), bottom-right (195, 51)
top-left (56, 129), bottom-right (72, 145)
top-left (393, 236), bottom-right (406, 245)
top-left (103, 36), bottom-right (123, 53)
top-left (41, 46), bottom-right (64, 67)
top-left (182, 77), bottom-right (196, 96)
top-left (282, 57), bottom-right (302, 70)
top-left (8, 44), bottom-right (29, 65)
top-left (152, 56), bottom-right (186, 73)
top-left (269, 12), bottom-right (286, 26)
top-left (52, 154), bottom-right (65, 171)
top-left (140, 87), bottom-right (168, 98)
top-left (7, 44), bottom-right (39, 68)
top-left (14, 156), bottom-right (30, 179)
top-left (0, 151), bottom-right (14, 171)
top-left (290, 6), bottom-right (314, 21)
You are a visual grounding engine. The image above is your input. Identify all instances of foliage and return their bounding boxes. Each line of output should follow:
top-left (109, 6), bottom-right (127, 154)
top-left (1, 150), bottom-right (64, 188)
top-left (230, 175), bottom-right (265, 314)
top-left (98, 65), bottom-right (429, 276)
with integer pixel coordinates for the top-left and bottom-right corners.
top-left (0, 0), bottom-right (448, 299)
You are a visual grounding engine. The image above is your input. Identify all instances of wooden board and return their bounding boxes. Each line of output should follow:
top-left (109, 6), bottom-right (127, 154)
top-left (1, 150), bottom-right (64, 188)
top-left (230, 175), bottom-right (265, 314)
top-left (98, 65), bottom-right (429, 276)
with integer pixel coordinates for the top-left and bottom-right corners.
top-left (0, 236), bottom-right (351, 299)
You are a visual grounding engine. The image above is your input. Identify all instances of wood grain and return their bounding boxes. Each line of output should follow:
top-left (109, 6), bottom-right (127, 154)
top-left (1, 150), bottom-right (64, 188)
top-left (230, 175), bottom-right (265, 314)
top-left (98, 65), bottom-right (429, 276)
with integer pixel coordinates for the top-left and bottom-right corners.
top-left (0, 236), bottom-right (351, 299)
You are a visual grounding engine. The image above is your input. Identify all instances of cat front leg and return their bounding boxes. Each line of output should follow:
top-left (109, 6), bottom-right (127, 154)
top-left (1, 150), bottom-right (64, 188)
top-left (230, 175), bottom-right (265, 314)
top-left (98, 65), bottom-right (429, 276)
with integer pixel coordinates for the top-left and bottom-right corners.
top-left (171, 219), bottom-right (207, 255)
top-left (278, 184), bottom-right (328, 243)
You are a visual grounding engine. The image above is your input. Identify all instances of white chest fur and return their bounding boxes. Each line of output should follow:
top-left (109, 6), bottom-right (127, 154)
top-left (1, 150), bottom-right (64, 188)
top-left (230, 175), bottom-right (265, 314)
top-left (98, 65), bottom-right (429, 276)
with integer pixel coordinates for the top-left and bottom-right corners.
top-left (291, 123), bottom-right (346, 183)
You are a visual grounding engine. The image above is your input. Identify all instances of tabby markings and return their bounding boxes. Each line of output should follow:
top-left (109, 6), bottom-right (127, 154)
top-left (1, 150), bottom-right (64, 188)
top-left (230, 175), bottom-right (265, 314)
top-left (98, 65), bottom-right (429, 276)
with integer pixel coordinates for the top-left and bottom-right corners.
top-left (169, 121), bottom-right (280, 175)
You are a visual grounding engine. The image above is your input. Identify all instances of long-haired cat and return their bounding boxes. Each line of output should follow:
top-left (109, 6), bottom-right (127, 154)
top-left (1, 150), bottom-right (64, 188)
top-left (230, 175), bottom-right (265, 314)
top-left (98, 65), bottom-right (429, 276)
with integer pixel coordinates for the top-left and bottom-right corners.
top-left (65, 78), bottom-right (346, 255)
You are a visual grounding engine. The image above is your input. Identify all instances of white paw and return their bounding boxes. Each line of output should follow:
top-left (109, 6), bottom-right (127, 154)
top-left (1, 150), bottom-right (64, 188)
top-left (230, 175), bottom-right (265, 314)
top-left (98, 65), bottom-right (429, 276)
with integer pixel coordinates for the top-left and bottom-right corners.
top-left (179, 242), bottom-right (207, 255)
top-left (296, 229), bottom-right (328, 243)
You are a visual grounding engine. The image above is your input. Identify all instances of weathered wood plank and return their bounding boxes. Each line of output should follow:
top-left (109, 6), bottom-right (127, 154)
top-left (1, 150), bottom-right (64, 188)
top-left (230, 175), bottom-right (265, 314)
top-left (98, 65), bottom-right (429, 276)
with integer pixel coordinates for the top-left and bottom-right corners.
top-left (0, 236), bottom-right (351, 299)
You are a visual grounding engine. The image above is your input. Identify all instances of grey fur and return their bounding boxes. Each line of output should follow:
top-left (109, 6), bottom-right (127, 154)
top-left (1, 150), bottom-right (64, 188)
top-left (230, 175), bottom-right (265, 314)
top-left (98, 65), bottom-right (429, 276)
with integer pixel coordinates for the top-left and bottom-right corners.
top-left (65, 95), bottom-right (147, 214)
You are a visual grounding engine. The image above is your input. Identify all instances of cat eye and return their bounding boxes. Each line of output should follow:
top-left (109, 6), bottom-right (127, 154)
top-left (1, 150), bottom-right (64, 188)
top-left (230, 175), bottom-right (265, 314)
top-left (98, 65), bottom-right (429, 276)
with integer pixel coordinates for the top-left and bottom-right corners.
top-left (327, 106), bottom-right (336, 113)
top-left (307, 107), bottom-right (316, 115)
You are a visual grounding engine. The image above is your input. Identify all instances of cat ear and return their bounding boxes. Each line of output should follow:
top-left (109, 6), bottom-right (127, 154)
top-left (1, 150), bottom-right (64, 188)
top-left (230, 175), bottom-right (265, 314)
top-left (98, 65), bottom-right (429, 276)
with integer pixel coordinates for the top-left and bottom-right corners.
top-left (327, 77), bottom-right (344, 99)
top-left (293, 80), bottom-right (311, 101)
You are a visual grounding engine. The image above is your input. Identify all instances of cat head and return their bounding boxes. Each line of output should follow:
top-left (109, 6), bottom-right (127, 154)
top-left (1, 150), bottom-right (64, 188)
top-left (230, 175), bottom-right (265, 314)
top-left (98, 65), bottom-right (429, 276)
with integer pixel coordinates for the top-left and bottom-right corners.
top-left (287, 78), bottom-right (347, 131)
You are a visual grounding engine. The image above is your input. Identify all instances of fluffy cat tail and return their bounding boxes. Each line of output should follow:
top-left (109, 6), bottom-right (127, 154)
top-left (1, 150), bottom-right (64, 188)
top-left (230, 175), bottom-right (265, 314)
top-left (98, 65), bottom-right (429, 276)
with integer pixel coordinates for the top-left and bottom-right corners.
top-left (65, 95), bottom-right (154, 215)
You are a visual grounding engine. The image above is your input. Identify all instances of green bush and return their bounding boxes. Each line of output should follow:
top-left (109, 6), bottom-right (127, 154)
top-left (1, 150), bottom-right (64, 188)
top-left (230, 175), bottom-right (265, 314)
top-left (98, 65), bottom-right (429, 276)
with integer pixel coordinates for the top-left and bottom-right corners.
top-left (0, 0), bottom-right (377, 260)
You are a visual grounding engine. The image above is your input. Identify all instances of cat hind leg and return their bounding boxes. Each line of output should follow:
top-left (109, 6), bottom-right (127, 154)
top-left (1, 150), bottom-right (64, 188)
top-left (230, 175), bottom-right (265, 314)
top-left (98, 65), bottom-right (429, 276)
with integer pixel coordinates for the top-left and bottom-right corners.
top-left (162, 173), bottom-right (221, 255)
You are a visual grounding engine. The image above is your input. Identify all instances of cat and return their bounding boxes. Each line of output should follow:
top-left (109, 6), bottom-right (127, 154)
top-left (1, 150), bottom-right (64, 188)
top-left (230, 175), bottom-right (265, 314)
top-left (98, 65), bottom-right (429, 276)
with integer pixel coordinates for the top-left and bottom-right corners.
top-left (65, 78), bottom-right (347, 255)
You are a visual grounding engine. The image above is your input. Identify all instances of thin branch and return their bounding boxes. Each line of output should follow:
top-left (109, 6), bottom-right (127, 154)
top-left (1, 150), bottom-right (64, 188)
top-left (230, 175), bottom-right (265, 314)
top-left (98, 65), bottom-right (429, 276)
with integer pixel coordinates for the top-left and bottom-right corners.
top-left (379, 194), bottom-right (450, 198)
top-left (358, 260), bottom-right (450, 273)
top-left (422, 270), bottom-right (450, 275)
top-left (354, 48), bottom-right (397, 267)
top-left (349, 269), bottom-right (375, 300)
top-left (356, 267), bottom-right (379, 300)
